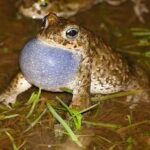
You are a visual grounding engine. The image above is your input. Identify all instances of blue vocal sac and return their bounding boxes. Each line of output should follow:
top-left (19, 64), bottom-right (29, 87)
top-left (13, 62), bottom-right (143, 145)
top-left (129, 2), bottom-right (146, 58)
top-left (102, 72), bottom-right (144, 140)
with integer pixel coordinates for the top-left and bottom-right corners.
top-left (20, 38), bottom-right (81, 91)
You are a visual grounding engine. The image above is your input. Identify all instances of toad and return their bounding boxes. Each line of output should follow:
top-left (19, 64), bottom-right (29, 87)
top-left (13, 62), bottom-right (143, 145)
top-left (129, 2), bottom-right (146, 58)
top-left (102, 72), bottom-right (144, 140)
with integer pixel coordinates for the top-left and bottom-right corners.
top-left (0, 13), bottom-right (149, 109)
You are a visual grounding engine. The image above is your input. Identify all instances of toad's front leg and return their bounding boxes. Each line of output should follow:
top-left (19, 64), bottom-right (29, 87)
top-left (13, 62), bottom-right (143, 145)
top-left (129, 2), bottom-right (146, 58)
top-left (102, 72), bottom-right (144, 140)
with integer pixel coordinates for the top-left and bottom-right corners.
top-left (0, 72), bottom-right (32, 105)
top-left (70, 56), bottom-right (91, 111)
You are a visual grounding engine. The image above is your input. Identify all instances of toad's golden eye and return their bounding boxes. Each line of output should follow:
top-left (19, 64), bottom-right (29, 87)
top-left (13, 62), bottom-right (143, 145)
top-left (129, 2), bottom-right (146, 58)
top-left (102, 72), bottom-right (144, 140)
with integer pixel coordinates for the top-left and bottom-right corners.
top-left (66, 28), bottom-right (79, 39)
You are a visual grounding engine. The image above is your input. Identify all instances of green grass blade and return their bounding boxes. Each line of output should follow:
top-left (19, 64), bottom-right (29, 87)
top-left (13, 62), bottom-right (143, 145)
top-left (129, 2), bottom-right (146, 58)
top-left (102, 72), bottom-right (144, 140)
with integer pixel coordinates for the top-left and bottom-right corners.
top-left (24, 108), bottom-right (47, 133)
top-left (5, 131), bottom-right (19, 150)
top-left (70, 109), bottom-right (82, 130)
top-left (56, 96), bottom-right (82, 130)
top-left (126, 137), bottom-right (134, 150)
top-left (83, 121), bottom-right (121, 130)
top-left (60, 87), bottom-right (73, 94)
top-left (126, 115), bottom-right (132, 125)
top-left (47, 102), bottom-right (82, 147)
top-left (117, 120), bottom-right (150, 134)
top-left (79, 103), bottom-right (99, 114)
top-left (130, 28), bottom-right (150, 32)
top-left (26, 88), bottom-right (41, 118)
top-left (132, 32), bottom-right (150, 37)
top-left (92, 89), bottom-right (145, 102)
top-left (56, 96), bottom-right (71, 114)
top-left (26, 92), bottom-right (37, 105)
top-left (143, 51), bottom-right (150, 57)
top-left (0, 114), bottom-right (19, 121)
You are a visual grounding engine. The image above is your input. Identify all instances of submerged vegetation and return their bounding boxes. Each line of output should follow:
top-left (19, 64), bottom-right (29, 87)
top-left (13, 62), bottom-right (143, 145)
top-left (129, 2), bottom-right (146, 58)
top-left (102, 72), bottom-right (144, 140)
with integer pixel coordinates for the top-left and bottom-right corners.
top-left (0, 88), bottom-right (150, 149)
top-left (118, 28), bottom-right (150, 57)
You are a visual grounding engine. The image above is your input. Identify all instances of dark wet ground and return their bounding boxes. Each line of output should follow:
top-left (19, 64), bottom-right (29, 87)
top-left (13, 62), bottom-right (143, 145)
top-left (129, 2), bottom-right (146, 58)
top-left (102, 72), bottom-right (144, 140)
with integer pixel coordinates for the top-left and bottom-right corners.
top-left (0, 0), bottom-right (150, 149)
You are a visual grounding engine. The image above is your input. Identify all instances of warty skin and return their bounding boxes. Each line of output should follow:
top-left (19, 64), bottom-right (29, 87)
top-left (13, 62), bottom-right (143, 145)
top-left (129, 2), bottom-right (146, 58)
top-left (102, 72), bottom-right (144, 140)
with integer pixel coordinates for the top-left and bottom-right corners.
top-left (0, 13), bottom-right (149, 110)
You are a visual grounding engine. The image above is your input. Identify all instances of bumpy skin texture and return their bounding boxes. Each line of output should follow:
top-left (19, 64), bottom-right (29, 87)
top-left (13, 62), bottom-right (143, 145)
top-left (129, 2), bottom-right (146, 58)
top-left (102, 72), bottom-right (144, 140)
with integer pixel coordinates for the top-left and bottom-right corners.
top-left (19, 0), bottom-right (149, 22)
top-left (20, 0), bottom-right (100, 19)
top-left (0, 14), bottom-right (149, 110)
top-left (0, 73), bottom-right (31, 106)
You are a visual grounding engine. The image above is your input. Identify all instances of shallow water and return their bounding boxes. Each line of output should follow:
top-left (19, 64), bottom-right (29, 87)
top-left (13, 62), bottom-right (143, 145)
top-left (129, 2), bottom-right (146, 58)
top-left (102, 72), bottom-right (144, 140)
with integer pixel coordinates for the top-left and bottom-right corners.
top-left (0, 0), bottom-right (150, 149)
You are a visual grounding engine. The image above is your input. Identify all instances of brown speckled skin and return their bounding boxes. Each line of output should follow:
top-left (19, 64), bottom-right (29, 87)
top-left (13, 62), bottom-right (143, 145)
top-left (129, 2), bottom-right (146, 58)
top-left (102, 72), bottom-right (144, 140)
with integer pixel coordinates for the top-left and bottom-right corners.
top-left (38, 14), bottom-right (94, 109)
top-left (20, 0), bottom-right (148, 22)
top-left (0, 73), bottom-right (31, 106)
top-left (0, 14), bottom-right (149, 109)
top-left (20, 0), bottom-right (100, 19)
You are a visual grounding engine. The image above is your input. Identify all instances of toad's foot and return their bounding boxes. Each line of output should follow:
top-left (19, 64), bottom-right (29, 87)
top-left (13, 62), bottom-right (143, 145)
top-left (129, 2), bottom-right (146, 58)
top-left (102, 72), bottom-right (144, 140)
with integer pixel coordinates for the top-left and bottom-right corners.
top-left (0, 73), bottom-right (32, 106)
top-left (0, 94), bottom-right (18, 106)
top-left (132, 0), bottom-right (149, 23)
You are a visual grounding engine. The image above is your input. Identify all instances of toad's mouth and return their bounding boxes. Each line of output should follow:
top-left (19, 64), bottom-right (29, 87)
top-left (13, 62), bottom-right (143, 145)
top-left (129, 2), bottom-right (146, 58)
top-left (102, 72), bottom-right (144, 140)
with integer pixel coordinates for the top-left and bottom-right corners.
top-left (20, 38), bottom-right (81, 91)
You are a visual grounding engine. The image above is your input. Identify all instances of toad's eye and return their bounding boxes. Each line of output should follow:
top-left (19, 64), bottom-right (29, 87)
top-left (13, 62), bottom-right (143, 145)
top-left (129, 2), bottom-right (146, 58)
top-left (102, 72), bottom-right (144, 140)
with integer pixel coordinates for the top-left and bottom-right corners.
top-left (40, 2), bottom-right (48, 7)
top-left (66, 28), bottom-right (79, 39)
